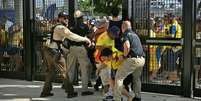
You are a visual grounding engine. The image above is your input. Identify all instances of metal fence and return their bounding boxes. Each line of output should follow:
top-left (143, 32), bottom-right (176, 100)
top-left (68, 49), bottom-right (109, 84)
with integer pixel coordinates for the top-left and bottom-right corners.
top-left (130, 0), bottom-right (184, 95)
top-left (0, 0), bottom-right (24, 75)
top-left (0, 0), bottom-right (200, 98)
top-left (194, 0), bottom-right (201, 97)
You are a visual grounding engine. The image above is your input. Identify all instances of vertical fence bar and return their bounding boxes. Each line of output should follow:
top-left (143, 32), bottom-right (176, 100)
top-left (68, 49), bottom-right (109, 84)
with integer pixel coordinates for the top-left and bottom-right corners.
top-left (122, 0), bottom-right (128, 20)
top-left (183, 0), bottom-right (194, 97)
top-left (23, 0), bottom-right (33, 81)
top-left (69, 0), bottom-right (75, 29)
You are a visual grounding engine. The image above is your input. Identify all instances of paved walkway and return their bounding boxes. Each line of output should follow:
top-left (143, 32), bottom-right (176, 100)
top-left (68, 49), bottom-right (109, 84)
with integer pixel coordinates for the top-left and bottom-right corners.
top-left (0, 78), bottom-right (199, 101)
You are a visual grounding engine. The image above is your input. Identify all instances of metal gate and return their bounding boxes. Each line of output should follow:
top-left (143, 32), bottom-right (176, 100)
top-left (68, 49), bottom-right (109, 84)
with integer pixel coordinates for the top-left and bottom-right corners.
top-left (0, 0), bottom-right (25, 79)
top-left (193, 0), bottom-right (201, 97)
top-left (127, 0), bottom-right (184, 95)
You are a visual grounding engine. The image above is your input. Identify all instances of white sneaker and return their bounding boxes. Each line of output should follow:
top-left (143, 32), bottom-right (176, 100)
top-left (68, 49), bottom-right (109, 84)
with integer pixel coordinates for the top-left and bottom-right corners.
top-left (3, 52), bottom-right (9, 57)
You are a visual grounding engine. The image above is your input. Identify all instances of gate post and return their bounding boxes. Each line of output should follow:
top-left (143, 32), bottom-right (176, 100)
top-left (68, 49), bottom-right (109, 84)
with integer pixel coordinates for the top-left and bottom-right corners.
top-left (183, 0), bottom-right (195, 97)
top-left (23, 0), bottom-right (34, 81)
top-left (69, 0), bottom-right (75, 29)
top-left (122, 0), bottom-right (128, 20)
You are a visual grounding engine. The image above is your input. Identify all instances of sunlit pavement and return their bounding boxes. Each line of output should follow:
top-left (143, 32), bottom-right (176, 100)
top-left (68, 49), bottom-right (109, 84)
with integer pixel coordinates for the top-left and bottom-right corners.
top-left (0, 78), bottom-right (199, 101)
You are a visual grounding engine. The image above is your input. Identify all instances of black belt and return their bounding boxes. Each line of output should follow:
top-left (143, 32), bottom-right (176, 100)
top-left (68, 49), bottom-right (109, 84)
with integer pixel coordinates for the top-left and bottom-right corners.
top-left (70, 42), bottom-right (84, 46)
top-left (127, 55), bottom-right (144, 58)
top-left (47, 47), bottom-right (62, 54)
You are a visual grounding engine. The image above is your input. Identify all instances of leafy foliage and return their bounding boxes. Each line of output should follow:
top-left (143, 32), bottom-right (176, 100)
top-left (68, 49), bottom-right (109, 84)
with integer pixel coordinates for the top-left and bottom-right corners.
top-left (93, 0), bottom-right (122, 15)
top-left (78, 0), bottom-right (122, 16)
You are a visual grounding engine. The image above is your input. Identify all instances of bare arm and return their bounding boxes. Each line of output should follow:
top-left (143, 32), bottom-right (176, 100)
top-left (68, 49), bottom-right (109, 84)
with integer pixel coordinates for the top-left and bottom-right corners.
top-left (123, 40), bottom-right (130, 57)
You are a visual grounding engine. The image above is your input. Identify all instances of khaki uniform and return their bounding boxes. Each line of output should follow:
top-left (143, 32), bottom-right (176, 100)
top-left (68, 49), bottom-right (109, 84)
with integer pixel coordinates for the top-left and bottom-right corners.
top-left (114, 57), bottom-right (145, 101)
top-left (41, 24), bottom-right (89, 94)
top-left (41, 46), bottom-right (74, 94)
top-left (67, 45), bottom-right (92, 91)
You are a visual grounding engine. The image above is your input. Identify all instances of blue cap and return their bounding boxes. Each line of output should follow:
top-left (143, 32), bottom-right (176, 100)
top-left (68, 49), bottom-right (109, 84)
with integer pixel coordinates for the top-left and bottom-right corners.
top-left (108, 26), bottom-right (120, 38)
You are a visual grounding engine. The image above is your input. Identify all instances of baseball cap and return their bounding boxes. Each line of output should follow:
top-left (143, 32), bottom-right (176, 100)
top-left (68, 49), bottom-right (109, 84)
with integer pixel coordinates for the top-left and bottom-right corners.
top-left (58, 11), bottom-right (68, 18)
top-left (96, 19), bottom-right (108, 28)
top-left (74, 10), bottom-right (84, 18)
top-left (108, 26), bottom-right (120, 38)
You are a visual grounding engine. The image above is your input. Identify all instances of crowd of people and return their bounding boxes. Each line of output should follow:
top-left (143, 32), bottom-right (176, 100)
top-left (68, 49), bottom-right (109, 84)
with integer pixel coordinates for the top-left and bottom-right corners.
top-left (39, 7), bottom-right (145, 101)
top-left (0, 5), bottom-right (195, 101)
top-left (0, 16), bottom-right (24, 72)
top-left (148, 13), bottom-right (183, 84)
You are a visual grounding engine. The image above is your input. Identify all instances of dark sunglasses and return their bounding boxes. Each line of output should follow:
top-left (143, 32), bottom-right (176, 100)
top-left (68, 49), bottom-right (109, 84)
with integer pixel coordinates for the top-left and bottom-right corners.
top-left (64, 17), bottom-right (68, 20)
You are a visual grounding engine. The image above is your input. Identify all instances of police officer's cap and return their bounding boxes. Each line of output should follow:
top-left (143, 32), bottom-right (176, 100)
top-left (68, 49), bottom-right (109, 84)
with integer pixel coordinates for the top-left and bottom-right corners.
top-left (58, 11), bottom-right (68, 18)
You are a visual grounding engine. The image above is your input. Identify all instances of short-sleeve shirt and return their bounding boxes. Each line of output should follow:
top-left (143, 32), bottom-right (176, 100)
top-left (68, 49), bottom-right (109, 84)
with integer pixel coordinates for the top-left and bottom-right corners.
top-left (121, 29), bottom-right (144, 57)
top-left (70, 22), bottom-right (90, 45)
top-left (95, 31), bottom-right (124, 69)
top-left (96, 31), bottom-right (114, 49)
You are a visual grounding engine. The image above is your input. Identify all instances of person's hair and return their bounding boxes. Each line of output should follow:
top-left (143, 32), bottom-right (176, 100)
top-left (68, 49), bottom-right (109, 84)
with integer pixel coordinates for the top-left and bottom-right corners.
top-left (100, 48), bottom-right (113, 57)
top-left (111, 7), bottom-right (120, 17)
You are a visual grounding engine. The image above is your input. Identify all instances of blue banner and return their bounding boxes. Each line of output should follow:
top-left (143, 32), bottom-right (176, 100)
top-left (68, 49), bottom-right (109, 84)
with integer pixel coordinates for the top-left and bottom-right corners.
top-left (44, 3), bottom-right (56, 20)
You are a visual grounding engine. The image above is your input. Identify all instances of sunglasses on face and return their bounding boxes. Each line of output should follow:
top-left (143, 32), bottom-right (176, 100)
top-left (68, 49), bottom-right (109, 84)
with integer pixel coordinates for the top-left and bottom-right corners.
top-left (64, 17), bottom-right (68, 20)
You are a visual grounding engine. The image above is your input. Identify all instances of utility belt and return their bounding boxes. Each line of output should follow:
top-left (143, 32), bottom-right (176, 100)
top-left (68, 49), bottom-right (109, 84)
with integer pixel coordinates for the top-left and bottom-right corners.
top-left (50, 39), bottom-right (63, 52)
top-left (127, 53), bottom-right (145, 58)
top-left (47, 47), bottom-right (61, 54)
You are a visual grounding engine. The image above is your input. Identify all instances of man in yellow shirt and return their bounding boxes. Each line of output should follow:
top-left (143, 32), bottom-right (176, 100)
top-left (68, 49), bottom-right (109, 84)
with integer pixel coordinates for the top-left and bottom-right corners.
top-left (94, 19), bottom-right (112, 96)
top-left (94, 19), bottom-right (124, 100)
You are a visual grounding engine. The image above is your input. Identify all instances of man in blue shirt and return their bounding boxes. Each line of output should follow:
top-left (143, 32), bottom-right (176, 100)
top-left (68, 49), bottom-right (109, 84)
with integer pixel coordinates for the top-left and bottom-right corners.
top-left (113, 21), bottom-right (145, 101)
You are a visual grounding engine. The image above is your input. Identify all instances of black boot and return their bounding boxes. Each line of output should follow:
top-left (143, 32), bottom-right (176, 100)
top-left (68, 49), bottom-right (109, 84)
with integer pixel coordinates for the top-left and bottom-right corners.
top-left (88, 81), bottom-right (93, 87)
top-left (94, 76), bottom-right (102, 91)
top-left (94, 84), bottom-right (99, 91)
top-left (132, 97), bottom-right (141, 101)
top-left (61, 84), bottom-right (65, 89)
top-left (67, 92), bottom-right (78, 98)
top-left (40, 92), bottom-right (54, 97)
top-left (81, 91), bottom-right (94, 96)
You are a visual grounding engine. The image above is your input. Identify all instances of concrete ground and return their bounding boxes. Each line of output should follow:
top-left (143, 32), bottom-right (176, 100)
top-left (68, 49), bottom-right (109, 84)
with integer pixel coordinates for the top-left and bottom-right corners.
top-left (0, 78), bottom-right (199, 101)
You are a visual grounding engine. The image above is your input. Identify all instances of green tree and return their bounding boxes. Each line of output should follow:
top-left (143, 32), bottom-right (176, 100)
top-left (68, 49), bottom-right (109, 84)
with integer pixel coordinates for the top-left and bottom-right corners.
top-left (78, 0), bottom-right (122, 16)
top-left (79, 0), bottom-right (91, 11)
top-left (93, 0), bottom-right (122, 15)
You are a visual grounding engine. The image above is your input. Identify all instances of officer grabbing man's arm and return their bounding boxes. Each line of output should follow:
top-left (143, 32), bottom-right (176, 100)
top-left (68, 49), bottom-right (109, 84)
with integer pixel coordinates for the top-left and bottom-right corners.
top-left (40, 11), bottom-right (91, 98)
top-left (51, 11), bottom-right (91, 47)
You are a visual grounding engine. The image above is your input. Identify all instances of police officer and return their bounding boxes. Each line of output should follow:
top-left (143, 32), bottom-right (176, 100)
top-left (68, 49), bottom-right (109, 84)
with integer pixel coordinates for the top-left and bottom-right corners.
top-left (113, 21), bottom-right (145, 101)
top-left (67, 10), bottom-right (94, 96)
top-left (40, 11), bottom-right (91, 98)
